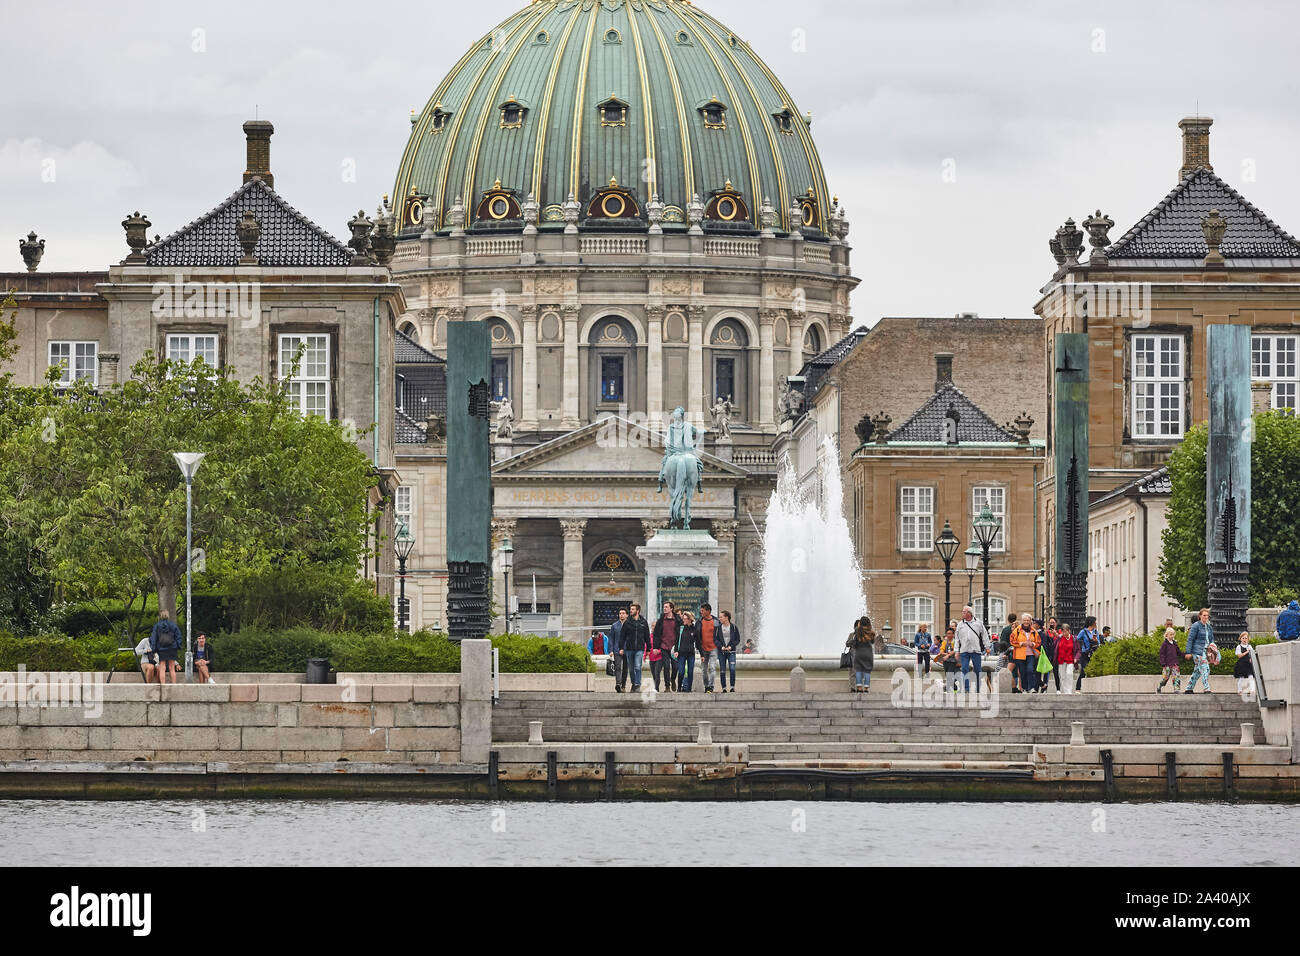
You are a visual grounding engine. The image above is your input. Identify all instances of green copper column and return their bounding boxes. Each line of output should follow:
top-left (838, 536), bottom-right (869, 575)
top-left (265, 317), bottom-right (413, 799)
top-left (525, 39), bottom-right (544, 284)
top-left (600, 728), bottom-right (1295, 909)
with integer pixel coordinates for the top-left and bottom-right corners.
top-left (1206, 324), bottom-right (1251, 635)
top-left (446, 319), bottom-right (492, 641)
top-left (1053, 333), bottom-right (1089, 628)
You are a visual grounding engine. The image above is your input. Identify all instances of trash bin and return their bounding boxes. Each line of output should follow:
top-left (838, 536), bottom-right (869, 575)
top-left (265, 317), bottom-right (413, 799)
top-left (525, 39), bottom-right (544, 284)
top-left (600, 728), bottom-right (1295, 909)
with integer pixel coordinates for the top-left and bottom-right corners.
top-left (306, 658), bottom-right (331, 684)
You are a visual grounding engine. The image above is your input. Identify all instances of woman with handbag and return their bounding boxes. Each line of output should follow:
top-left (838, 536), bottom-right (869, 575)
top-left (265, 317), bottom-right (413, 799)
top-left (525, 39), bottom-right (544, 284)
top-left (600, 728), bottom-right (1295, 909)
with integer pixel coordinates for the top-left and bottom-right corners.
top-left (846, 617), bottom-right (875, 692)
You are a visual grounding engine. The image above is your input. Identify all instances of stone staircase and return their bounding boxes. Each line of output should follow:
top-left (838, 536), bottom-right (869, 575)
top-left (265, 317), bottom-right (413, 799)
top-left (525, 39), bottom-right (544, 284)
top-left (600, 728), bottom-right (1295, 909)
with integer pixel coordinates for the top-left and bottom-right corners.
top-left (493, 691), bottom-right (1260, 762)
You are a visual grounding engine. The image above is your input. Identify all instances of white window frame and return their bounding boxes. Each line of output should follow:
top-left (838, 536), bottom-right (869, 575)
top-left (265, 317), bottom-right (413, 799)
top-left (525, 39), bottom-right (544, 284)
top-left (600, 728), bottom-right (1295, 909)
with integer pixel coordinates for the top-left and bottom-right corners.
top-left (900, 595), bottom-right (935, 636)
top-left (1252, 333), bottom-right (1298, 411)
top-left (899, 486), bottom-right (934, 552)
top-left (971, 485), bottom-right (1006, 553)
top-left (973, 595), bottom-right (1007, 628)
top-left (48, 341), bottom-right (97, 387)
top-left (167, 333), bottom-right (219, 366)
top-left (395, 486), bottom-right (414, 533)
top-left (1131, 334), bottom-right (1184, 438)
top-left (279, 333), bottom-right (331, 418)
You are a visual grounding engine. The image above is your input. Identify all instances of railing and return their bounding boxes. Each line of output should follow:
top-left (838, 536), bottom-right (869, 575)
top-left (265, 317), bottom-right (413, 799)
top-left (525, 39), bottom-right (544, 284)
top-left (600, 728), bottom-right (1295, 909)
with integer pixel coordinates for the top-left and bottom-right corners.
top-left (393, 242), bottom-right (422, 261)
top-left (704, 238), bottom-right (760, 258)
top-left (580, 236), bottom-right (648, 255)
top-left (802, 244), bottom-right (832, 264)
top-left (465, 237), bottom-right (522, 256)
top-left (732, 448), bottom-right (778, 469)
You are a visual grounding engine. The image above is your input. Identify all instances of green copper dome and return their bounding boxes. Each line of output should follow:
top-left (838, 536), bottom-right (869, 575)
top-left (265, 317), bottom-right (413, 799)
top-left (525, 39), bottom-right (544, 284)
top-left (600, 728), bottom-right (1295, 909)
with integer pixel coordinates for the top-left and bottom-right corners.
top-left (392, 0), bottom-right (832, 235)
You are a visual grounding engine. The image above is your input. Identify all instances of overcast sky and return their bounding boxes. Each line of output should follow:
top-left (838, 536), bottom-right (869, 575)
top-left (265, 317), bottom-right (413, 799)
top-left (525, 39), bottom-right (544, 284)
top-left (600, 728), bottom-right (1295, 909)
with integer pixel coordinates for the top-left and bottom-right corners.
top-left (4, 0), bottom-right (1299, 323)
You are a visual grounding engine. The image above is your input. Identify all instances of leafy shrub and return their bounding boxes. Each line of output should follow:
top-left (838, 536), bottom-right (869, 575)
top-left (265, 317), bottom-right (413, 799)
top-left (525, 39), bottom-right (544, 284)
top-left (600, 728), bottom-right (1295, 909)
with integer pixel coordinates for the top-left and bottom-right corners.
top-left (219, 566), bottom-right (393, 634)
top-left (204, 627), bottom-right (334, 673)
top-left (0, 632), bottom-right (118, 670)
top-left (1085, 628), bottom-right (1278, 677)
top-left (493, 632), bottom-right (592, 674)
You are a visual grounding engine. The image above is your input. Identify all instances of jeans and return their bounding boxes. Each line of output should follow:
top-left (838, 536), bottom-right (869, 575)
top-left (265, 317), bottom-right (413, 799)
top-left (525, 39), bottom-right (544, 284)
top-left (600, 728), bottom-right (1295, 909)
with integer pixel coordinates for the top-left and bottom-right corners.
top-left (700, 651), bottom-right (717, 690)
top-left (916, 651), bottom-right (931, 676)
top-left (960, 652), bottom-right (982, 691)
top-left (1188, 654), bottom-right (1210, 691)
top-left (718, 650), bottom-right (736, 689)
top-left (627, 650), bottom-right (644, 690)
top-left (677, 653), bottom-right (695, 692)
top-left (1016, 657), bottom-right (1036, 692)
top-left (853, 670), bottom-right (872, 687)
top-left (649, 657), bottom-right (666, 691)
top-left (1076, 650), bottom-right (1092, 689)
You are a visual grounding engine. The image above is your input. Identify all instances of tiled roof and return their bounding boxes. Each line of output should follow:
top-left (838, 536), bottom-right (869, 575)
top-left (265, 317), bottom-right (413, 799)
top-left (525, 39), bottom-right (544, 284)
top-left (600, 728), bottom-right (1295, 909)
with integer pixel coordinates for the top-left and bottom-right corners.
top-left (800, 326), bottom-right (868, 396)
top-left (1091, 465), bottom-right (1171, 509)
top-left (145, 177), bottom-right (353, 267)
top-left (1105, 167), bottom-right (1300, 262)
top-left (395, 408), bottom-right (428, 444)
top-left (887, 381), bottom-right (1020, 444)
top-left (396, 329), bottom-right (442, 364)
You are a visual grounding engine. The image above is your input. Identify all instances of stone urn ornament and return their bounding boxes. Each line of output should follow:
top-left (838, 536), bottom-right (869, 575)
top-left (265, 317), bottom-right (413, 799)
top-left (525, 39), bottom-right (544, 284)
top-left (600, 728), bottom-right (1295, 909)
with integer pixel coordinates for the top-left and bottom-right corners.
top-left (235, 212), bottom-right (261, 264)
top-left (121, 211), bottom-right (151, 263)
top-left (1056, 218), bottom-right (1084, 268)
top-left (369, 206), bottom-right (397, 266)
top-left (1202, 208), bottom-right (1228, 266)
top-left (687, 193), bottom-right (705, 235)
top-left (561, 192), bottom-right (580, 234)
top-left (19, 231), bottom-right (44, 272)
top-left (647, 192), bottom-right (665, 234)
top-left (1082, 209), bottom-right (1113, 266)
top-left (759, 195), bottom-right (778, 235)
top-left (347, 209), bottom-right (374, 264)
top-left (521, 192), bottom-right (539, 234)
top-left (1049, 235), bottom-right (1065, 268)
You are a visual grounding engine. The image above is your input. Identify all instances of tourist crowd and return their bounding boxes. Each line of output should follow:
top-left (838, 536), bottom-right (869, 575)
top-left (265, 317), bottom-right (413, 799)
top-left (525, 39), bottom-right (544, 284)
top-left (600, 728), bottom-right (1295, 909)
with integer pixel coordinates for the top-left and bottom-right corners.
top-left (597, 601), bottom-right (744, 693)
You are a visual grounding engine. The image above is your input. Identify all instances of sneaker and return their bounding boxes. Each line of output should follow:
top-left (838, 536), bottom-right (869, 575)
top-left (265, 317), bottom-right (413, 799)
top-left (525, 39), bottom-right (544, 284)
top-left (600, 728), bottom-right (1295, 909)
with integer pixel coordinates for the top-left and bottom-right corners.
top-left (1183, 687), bottom-right (1195, 694)
top-left (208, 678), bottom-right (216, 685)
top-left (1156, 684), bottom-right (1163, 693)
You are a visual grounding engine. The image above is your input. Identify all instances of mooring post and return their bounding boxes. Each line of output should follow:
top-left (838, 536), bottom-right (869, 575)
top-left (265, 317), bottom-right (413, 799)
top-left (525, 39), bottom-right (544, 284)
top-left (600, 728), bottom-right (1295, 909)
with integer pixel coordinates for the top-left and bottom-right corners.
top-left (1223, 751), bottom-right (1236, 802)
top-left (1100, 748), bottom-right (1116, 802)
top-left (1165, 751), bottom-right (1177, 800)
top-left (547, 750), bottom-right (558, 801)
top-left (488, 750), bottom-right (500, 800)
top-left (604, 750), bottom-right (616, 801)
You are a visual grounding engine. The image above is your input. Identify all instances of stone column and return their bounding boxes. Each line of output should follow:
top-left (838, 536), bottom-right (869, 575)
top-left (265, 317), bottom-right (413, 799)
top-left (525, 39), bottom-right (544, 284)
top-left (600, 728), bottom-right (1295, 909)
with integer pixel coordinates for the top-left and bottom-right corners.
top-left (490, 518), bottom-right (518, 633)
top-left (787, 312), bottom-right (805, 382)
top-left (562, 305), bottom-right (581, 428)
top-left (1053, 333), bottom-right (1089, 629)
top-left (418, 308), bottom-right (436, 348)
top-left (1207, 324), bottom-right (1251, 637)
top-left (687, 305), bottom-right (705, 422)
top-left (646, 305), bottom-right (664, 421)
top-left (713, 519), bottom-right (739, 617)
top-left (97, 352), bottom-right (120, 388)
top-left (519, 304), bottom-right (538, 430)
top-left (758, 310), bottom-right (780, 426)
top-left (641, 518), bottom-right (667, 541)
top-left (561, 518), bottom-right (588, 637)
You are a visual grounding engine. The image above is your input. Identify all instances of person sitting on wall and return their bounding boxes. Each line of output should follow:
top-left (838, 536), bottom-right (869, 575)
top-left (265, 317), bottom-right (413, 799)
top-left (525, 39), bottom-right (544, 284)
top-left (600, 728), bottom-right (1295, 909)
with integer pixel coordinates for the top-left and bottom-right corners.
top-left (134, 635), bottom-right (158, 684)
top-left (194, 633), bottom-right (215, 685)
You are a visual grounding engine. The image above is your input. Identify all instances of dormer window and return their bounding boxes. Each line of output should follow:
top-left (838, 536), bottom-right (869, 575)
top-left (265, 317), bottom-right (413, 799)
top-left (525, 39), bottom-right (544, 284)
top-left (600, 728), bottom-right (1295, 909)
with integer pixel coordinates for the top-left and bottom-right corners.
top-left (773, 108), bottom-right (795, 135)
top-left (699, 98), bottom-right (727, 130)
top-left (597, 95), bottom-right (629, 128)
top-left (430, 105), bottom-right (450, 133)
top-left (499, 98), bottom-right (527, 129)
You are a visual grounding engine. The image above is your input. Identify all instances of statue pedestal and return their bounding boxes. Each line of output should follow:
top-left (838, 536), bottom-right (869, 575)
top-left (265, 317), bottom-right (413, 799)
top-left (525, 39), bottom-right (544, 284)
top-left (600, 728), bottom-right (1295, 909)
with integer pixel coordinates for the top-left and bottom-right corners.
top-left (713, 436), bottom-right (733, 462)
top-left (493, 439), bottom-right (514, 462)
top-left (636, 529), bottom-right (726, 617)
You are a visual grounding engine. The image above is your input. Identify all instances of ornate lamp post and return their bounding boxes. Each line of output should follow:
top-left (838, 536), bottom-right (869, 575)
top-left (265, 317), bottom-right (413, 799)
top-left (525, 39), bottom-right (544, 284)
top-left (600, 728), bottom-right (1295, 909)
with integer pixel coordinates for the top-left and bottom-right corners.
top-left (933, 520), bottom-right (961, 632)
top-left (395, 519), bottom-right (415, 633)
top-left (172, 452), bottom-right (205, 682)
top-left (972, 505), bottom-right (1001, 631)
top-left (1034, 573), bottom-right (1046, 621)
top-left (963, 544), bottom-right (980, 609)
top-left (500, 536), bottom-right (514, 635)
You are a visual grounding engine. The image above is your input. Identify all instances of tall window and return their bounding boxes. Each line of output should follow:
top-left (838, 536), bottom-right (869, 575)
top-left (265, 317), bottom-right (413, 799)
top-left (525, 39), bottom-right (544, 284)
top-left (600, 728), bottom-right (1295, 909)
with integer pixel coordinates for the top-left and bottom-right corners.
top-left (1253, 334), bottom-right (1298, 410)
top-left (491, 356), bottom-right (510, 400)
top-left (715, 357), bottom-right (735, 401)
top-left (601, 356), bottom-right (624, 403)
top-left (974, 595), bottom-right (1007, 627)
top-left (972, 485), bottom-right (1006, 552)
top-left (395, 485), bottom-right (414, 532)
top-left (901, 596), bottom-right (935, 636)
top-left (1132, 334), bottom-right (1183, 438)
top-left (167, 333), bottom-right (218, 366)
top-left (900, 486), bottom-right (933, 551)
top-left (280, 334), bottom-right (330, 418)
top-left (48, 341), bottom-right (97, 387)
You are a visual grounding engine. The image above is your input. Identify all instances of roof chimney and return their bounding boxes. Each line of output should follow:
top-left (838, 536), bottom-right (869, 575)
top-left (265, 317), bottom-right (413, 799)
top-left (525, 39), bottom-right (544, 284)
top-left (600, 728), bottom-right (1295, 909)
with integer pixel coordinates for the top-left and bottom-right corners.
top-left (1178, 116), bottom-right (1212, 180)
top-left (243, 120), bottom-right (274, 189)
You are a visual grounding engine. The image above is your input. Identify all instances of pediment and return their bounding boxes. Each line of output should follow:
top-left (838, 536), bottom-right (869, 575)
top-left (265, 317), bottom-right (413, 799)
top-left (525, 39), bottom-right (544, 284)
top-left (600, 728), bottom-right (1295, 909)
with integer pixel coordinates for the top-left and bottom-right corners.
top-left (493, 416), bottom-right (747, 477)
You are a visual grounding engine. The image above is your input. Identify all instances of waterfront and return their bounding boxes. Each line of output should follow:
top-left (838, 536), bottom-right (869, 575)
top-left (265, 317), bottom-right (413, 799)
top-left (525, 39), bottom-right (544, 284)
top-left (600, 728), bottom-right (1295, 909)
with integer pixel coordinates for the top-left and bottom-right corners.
top-left (1, 800), bottom-right (1294, 866)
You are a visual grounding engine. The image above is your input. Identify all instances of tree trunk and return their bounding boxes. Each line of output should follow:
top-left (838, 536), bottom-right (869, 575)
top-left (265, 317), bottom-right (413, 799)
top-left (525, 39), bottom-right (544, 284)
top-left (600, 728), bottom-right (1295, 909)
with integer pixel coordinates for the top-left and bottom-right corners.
top-left (153, 566), bottom-right (178, 623)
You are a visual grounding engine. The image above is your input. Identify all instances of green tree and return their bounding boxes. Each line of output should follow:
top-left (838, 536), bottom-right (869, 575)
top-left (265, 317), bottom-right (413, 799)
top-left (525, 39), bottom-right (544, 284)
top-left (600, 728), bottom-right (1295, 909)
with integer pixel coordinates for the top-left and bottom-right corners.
top-left (4, 352), bottom-right (378, 629)
top-left (1159, 412), bottom-right (1300, 609)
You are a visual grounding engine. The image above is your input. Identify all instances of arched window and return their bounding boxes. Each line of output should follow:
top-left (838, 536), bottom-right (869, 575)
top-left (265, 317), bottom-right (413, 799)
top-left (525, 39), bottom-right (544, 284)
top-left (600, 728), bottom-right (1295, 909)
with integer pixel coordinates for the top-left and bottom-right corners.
top-left (486, 319), bottom-right (515, 400)
top-left (900, 595), bottom-right (935, 636)
top-left (589, 551), bottom-right (636, 573)
top-left (803, 325), bottom-right (823, 362)
top-left (588, 315), bottom-right (638, 411)
top-left (709, 319), bottom-right (749, 415)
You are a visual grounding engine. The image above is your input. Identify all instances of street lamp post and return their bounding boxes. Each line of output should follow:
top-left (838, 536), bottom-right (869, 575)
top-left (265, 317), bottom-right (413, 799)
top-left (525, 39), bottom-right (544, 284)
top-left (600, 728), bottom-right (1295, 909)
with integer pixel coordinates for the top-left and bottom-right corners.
top-left (933, 520), bottom-right (961, 633)
top-left (963, 544), bottom-right (980, 611)
top-left (395, 519), bottom-right (415, 633)
top-left (172, 452), bottom-right (205, 683)
top-left (972, 505), bottom-right (1001, 632)
top-left (1034, 573), bottom-right (1046, 622)
top-left (500, 537), bottom-right (514, 635)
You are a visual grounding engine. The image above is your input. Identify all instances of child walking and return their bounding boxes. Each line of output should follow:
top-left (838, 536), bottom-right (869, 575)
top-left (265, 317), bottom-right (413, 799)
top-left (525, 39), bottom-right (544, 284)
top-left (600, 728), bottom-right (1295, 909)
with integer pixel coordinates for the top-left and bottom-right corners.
top-left (1234, 631), bottom-right (1256, 702)
top-left (1157, 627), bottom-right (1182, 692)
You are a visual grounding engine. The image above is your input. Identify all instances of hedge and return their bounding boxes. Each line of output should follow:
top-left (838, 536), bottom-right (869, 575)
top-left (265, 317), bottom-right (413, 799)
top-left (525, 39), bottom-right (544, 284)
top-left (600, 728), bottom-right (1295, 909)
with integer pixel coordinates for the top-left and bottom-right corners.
top-left (0, 632), bottom-right (119, 671)
top-left (1084, 629), bottom-right (1279, 677)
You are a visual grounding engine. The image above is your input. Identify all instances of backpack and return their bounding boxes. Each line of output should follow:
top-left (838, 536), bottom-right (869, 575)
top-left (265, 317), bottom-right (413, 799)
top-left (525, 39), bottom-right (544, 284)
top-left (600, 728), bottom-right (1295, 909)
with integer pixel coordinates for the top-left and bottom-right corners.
top-left (157, 624), bottom-right (175, 649)
top-left (1205, 643), bottom-right (1221, 666)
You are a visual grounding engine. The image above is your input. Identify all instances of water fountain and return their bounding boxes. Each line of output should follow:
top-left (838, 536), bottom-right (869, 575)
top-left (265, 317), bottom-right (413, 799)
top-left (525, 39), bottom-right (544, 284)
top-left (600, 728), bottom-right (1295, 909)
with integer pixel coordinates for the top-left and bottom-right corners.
top-left (757, 436), bottom-right (867, 658)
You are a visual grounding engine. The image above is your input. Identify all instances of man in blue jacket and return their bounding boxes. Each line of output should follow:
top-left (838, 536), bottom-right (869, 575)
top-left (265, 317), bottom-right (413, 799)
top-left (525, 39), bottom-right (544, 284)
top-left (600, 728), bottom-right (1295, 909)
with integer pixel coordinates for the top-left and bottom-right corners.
top-left (1074, 616), bottom-right (1100, 692)
top-left (619, 603), bottom-right (651, 693)
top-left (1277, 601), bottom-right (1300, 642)
top-left (1184, 607), bottom-right (1214, 694)
top-left (608, 608), bottom-right (629, 692)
